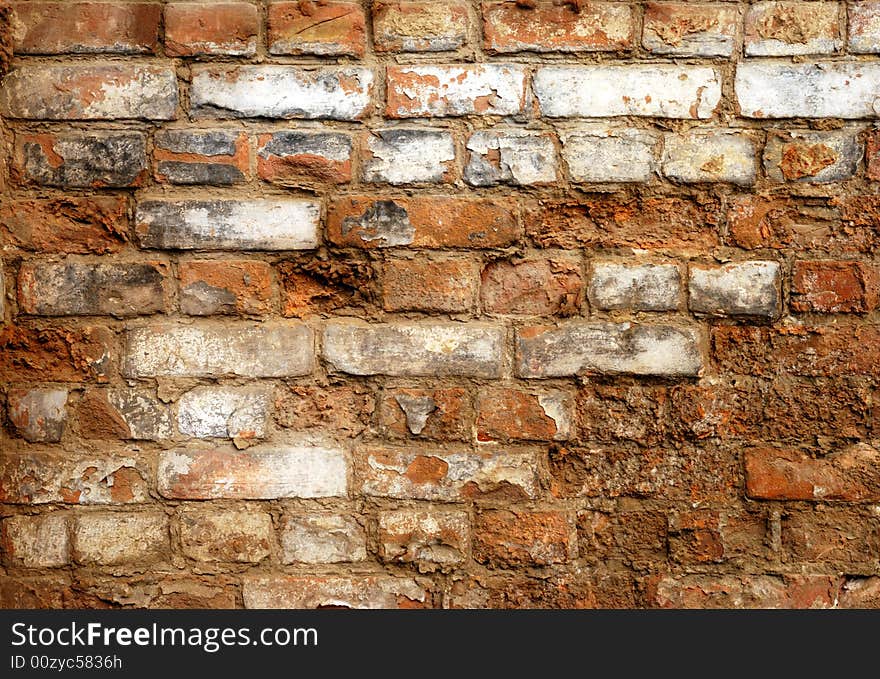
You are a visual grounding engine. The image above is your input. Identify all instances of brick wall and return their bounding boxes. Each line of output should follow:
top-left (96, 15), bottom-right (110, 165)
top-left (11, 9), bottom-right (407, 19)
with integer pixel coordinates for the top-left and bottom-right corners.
top-left (1, 1), bottom-right (879, 610)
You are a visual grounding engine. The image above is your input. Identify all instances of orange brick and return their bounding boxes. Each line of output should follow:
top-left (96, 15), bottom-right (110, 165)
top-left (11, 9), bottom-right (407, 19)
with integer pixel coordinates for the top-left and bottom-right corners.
top-left (164, 2), bottom-right (259, 56)
top-left (268, 1), bottom-right (365, 57)
top-left (179, 260), bottom-right (274, 316)
top-left (383, 256), bottom-right (479, 312)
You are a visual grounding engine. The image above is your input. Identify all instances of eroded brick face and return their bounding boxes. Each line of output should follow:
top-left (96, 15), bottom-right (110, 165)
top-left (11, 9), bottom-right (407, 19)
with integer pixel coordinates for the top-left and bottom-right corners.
top-left (2, 0), bottom-right (878, 611)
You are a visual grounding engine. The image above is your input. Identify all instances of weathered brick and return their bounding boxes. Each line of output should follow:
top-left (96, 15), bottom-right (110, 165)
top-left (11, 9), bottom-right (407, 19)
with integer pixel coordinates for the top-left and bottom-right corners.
top-left (1, 514), bottom-right (69, 567)
top-left (378, 509), bottom-right (469, 568)
top-left (158, 446), bottom-right (348, 499)
top-left (275, 385), bottom-right (374, 437)
top-left (792, 260), bottom-right (879, 313)
top-left (0, 325), bottom-right (114, 383)
top-left (278, 256), bottom-right (374, 317)
top-left (72, 512), bottom-right (168, 566)
top-left (579, 510), bottom-right (668, 567)
top-left (736, 62), bottom-right (880, 119)
top-left (526, 195), bottom-right (721, 251)
top-left (18, 261), bottom-right (168, 317)
top-left (474, 510), bottom-right (575, 568)
top-left (374, 1), bottom-right (468, 52)
top-left (386, 64), bottom-right (527, 118)
top-left (713, 322), bottom-right (880, 377)
top-left (849, 1), bottom-right (880, 53)
top-left (242, 575), bottom-right (432, 609)
top-left (868, 130), bottom-right (880, 181)
top-left (0, 451), bottom-right (150, 504)
top-left (136, 199), bottom-right (319, 251)
top-left (481, 256), bottom-right (583, 316)
top-left (482, 1), bottom-right (633, 53)
top-left (179, 260), bottom-right (274, 316)
top-left (179, 506), bottom-right (273, 563)
top-left (73, 574), bottom-right (239, 609)
top-left (763, 130), bottom-right (861, 183)
top-left (689, 261), bottom-right (781, 318)
top-left (652, 575), bottom-right (841, 609)
top-left (534, 65), bottom-right (721, 119)
top-left (280, 514), bottom-right (366, 564)
top-left (517, 322), bottom-right (703, 378)
top-left (8, 387), bottom-right (68, 442)
top-left (575, 382), bottom-right (669, 447)
top-left (662, 131), bottom-right (756, 186)
top-left (104, 389), bottom-right (174, 441)
top-left (323, 322), bottom-right (503, 377)
top-left (465, 130), bottom-right (557, 186)
top-left (15, 131), bottom-right (147, 188)
top-left (268, 1), bottom-right (365, 57)
top-left (839, 578), bottom-right (880, 608)
top-left (0, 64), bottom-right (177, 120)
top-left (124, 322), bottom-right (313, 378)
top-left (11, 1), bottom-right (161, 54)
top-left (642, 2), bottom-right (737, 57)
top-left (0, 197), bottom-right (128, 254)
top-left (363, 129), bottom-right (455, 185)
top-left (356, 447), bottom-right (542, 501)
top-left (745, 444), bottom-right (880, 502)
top-left (383, 256), bottom-right (479, 313)
top-left (668, 509), bottom-right (771, 566)
top-left (328, 196), bottom-right (520, 249)
top-left (380, 387), bottom-right (472, 440)
top-left (257, 130), bottom-right (352, 186)
top-left (190, 66), bottom-right (373, 120)
top-left (549, 443), bottom-right (739, 503)
top-left (178, 386), bottom-right (271, 441)
top-left (476, 387), bottom-right (572, 442)
top-left (782, 508), bottom-right (880, 571)
top-left (0, 576), bottom-right (107, 609)
top-left (561, 127), bottom-right (658, 183)
top-left (154, 130), bottom-right (248, 185)
top-left (449, 572), bottom-right (636, 609)
top-left (589, 262), bottom-right (681, 312)
top-left (745, 1), bottom-right (841, 57)
top-left (164, 2), bottom-right (258, 57)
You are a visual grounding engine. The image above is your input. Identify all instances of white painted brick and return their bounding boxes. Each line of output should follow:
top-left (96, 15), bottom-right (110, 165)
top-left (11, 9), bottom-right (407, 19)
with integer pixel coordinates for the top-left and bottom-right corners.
top-left (590, 263), bottom-right (681, 311)
top-left (465, 129), bottom-right (557, 186)
top-left (386, 64), bottom-right (527, 117)
top-left (736, 62), bottom-right (880, 119)
top-left (178, 386), bottom-right (271, 440)
top-left (363, 129), bottom-right (455, 184)
top-left (517, 323), bottom-right (703, 378)
top-left (534, 65), bottom-right (721, 119)
top-left (158, 446), bottom-right (348, 499)
top-left (190, 66), bottom-right (374, 120)
top-left (562, 126), bottom-right (658, 183)
top-left (323, 322), bottom-right (504, 378)
top-left (689, 261), bottom-right (782, 318)
top-left (124, 322), bottom-right (314, 378)
top-left (280, 514), bottom-right (367, 564)
top-left (136, 199), bottom-right (319, 250)
top-left (662, 131), bottom-right (756, 186)
top-left (849, 2), bottom-right (880, 53)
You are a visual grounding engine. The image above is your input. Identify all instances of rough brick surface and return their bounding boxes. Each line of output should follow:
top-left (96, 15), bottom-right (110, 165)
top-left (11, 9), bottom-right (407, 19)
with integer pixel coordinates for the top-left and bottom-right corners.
top-left (4, 0), bottom-right (880, 611)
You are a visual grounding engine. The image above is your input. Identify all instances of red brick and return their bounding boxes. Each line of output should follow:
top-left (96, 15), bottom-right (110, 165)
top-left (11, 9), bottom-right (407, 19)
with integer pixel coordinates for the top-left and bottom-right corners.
top-left (164, 2), bottom-right (259, 56)
top-left (579, 511), bottom-right (667, 566)
top-left (473, 510), bottom-right (576, 567)
top-left (745, 445), bottom-right (880, 502)
top-left (652, 575), bottom-right (841, 609)
top-left (327, 196), bottom-right (520, 249)
top-left (257, 131), bottom-right (352, 186)
top-left (481, 256), bottom-right (583, 316)
top-left (791, 260), bottom-right (879, 313)
top-left (179, 260), bottom-right (275, 316)
top-left (268, 1), bottom-right (365, 57)
top-left (667, 509), bottom-right (771, 566)
top-left (476, 387), bottom-right (572, 442)
top-left (483, 1), bottom-right (633, 53)
top-left (383, 256), bottom-right (479, 312)
top-left (374, 1), bottom-right (469, 53)
top-left (867, 130), bottom-right (880, 180)
top-left (727, 195), bottom-right (852, 252)
top-left (712, 323), bottom-right (880, 377)
top-left (449, 572), bottom-right (637, 609)
top-left (0, 325), bottom-right (114, 383)
top-left (11, 1), bottom-right (161, 54)
top-left (0, 197), bottom-right (128, 254)
top-left (0, 576), bottom-right (109, 609)
top-left (380, 387), bottom-right (472, 441)
top-left (526, 196), bottom-right (720, 251)
top-left (278, 256), bottom-right (374, 317)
